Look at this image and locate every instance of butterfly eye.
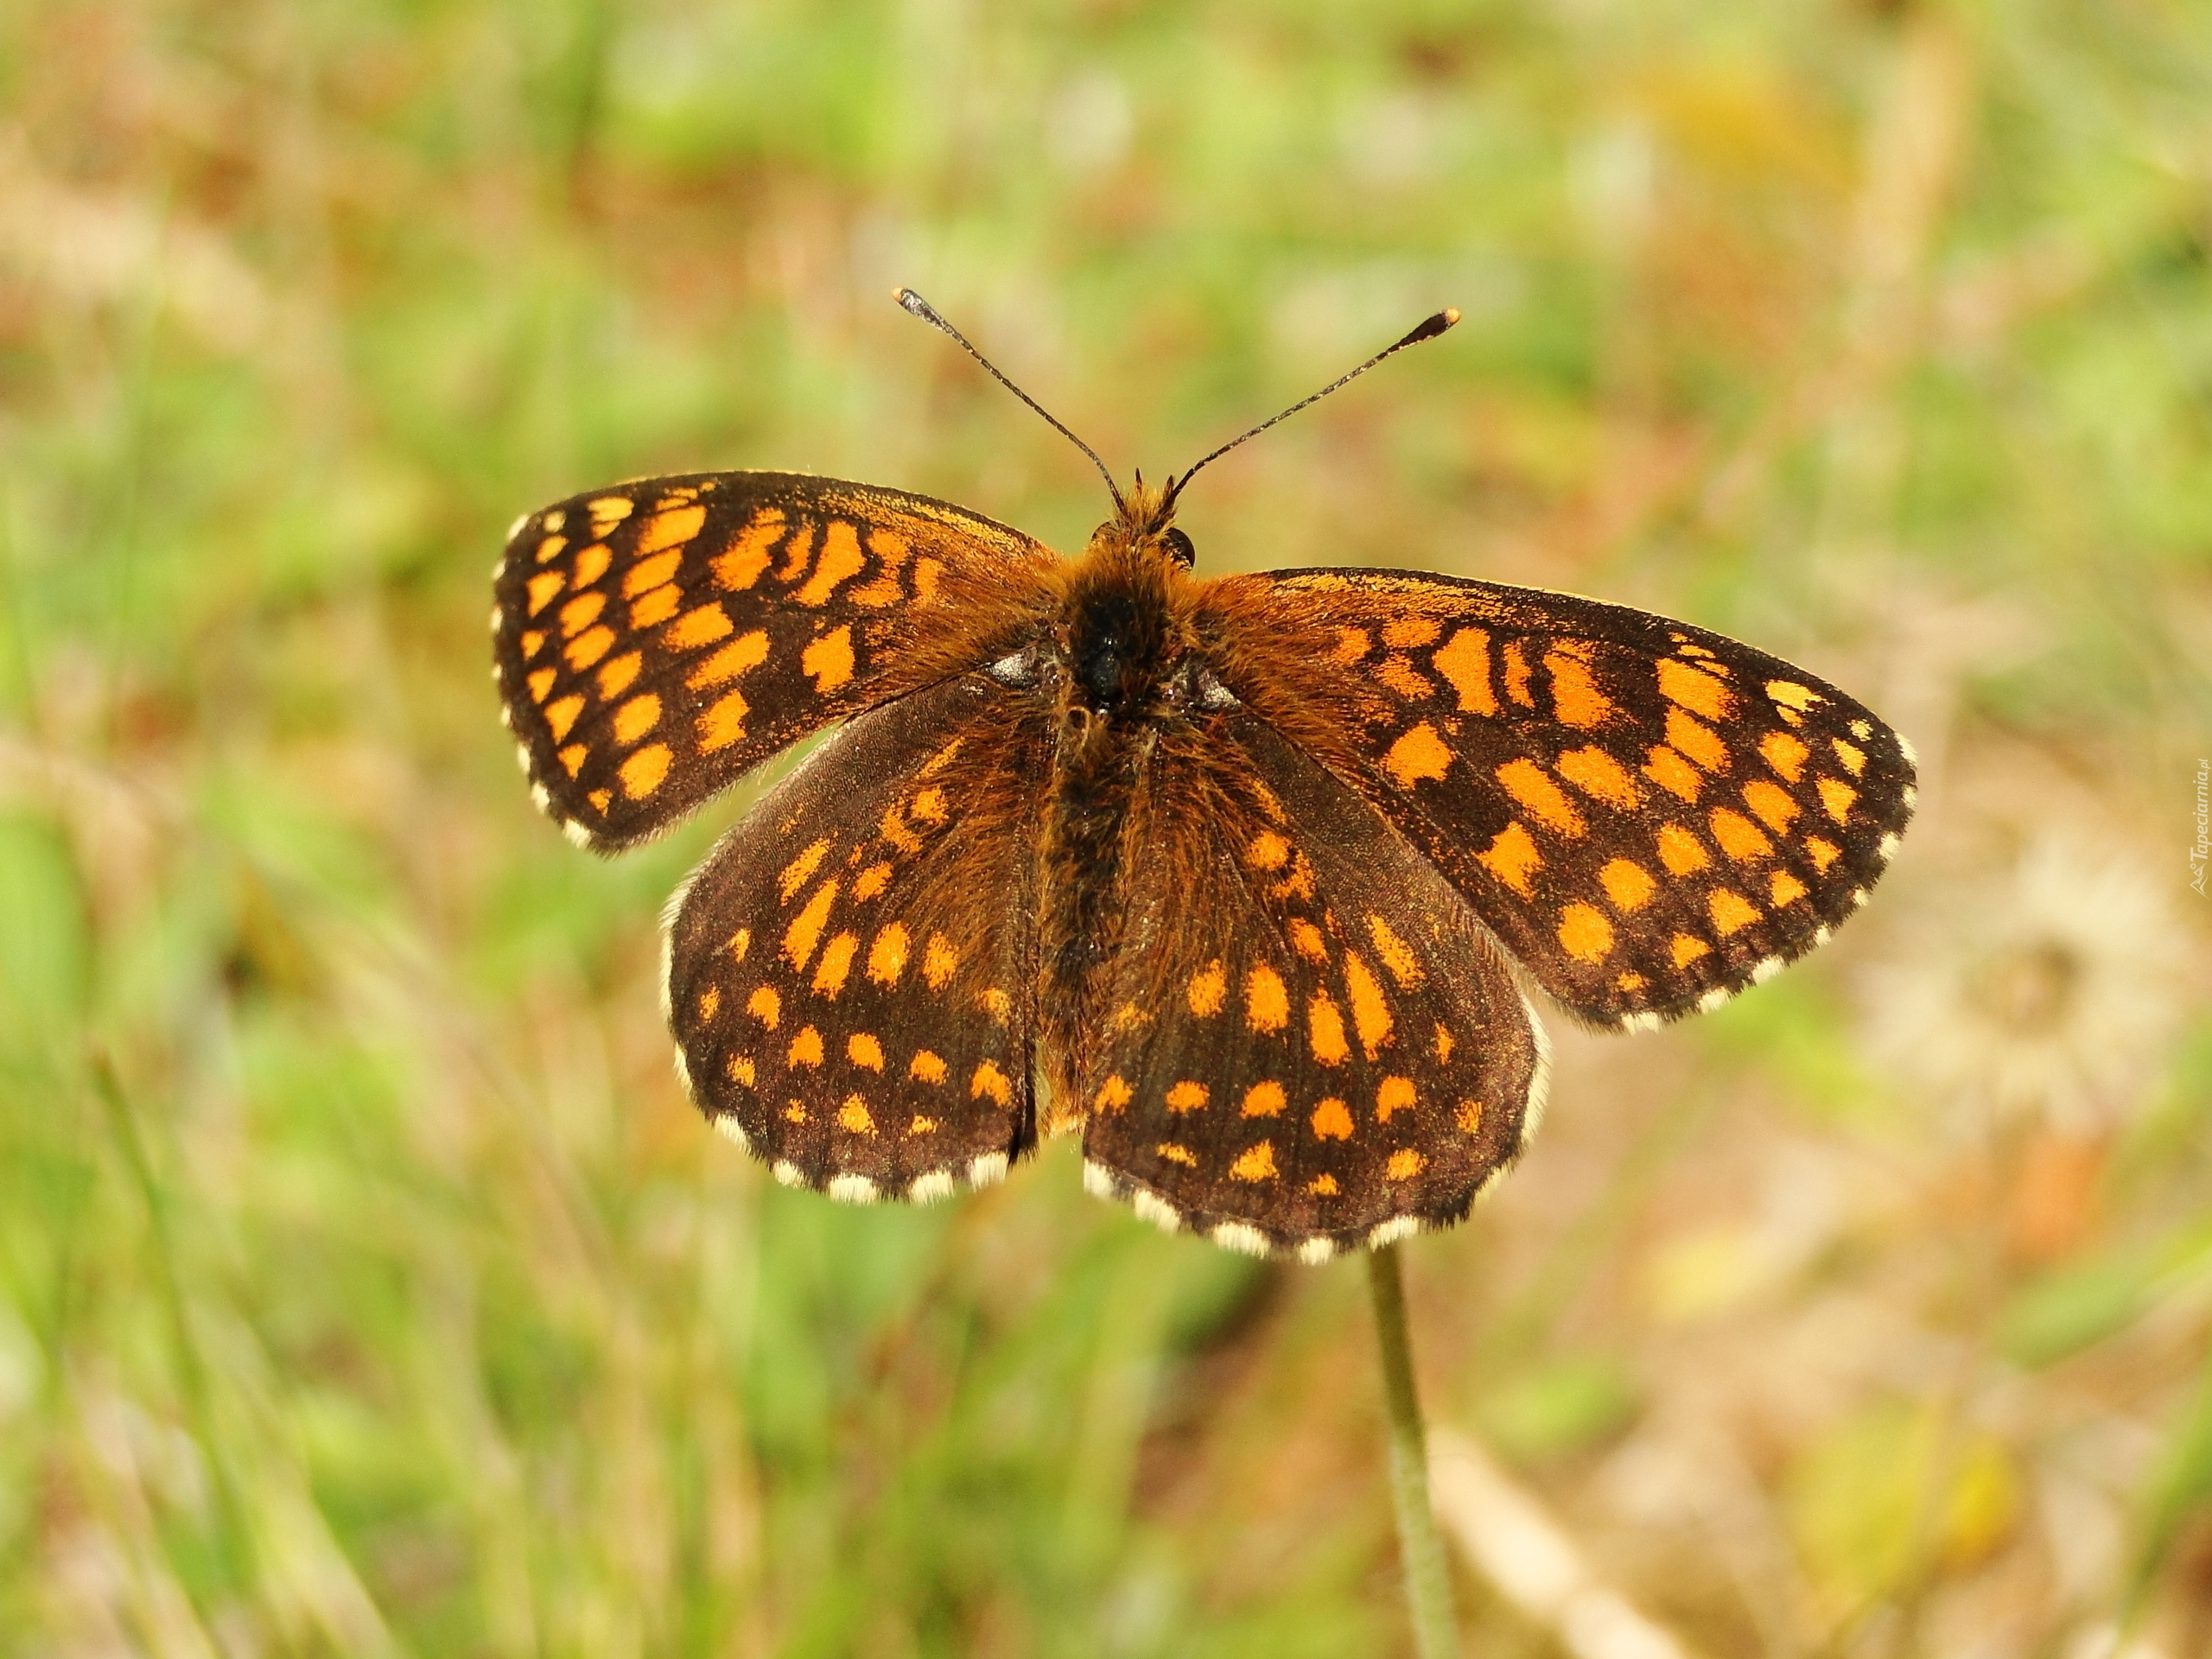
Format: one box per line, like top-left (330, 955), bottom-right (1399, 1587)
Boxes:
top-left (1160, 527), bottom-right (1196, 568)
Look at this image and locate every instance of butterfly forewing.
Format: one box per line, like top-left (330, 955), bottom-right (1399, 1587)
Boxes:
top-left (493, 472), bottom-right (1055, 849)
top-left (664, 673), bottom-right (1055, 1201)
top-left (1077, 705), bottom-right (1545, 1262)
top-left (1208, 571), bottom-right (1916, 1028)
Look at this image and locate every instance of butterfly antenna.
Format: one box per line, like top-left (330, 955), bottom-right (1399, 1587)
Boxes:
top-left (893, 289), bottom-right (1124, 510)
top-left (1163, 308), bottom-right (1460, 507)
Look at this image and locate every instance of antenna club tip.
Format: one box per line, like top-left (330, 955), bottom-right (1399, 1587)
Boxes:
top-left (1442, 307), bottom-right (1462, 327)
top-left (893, 287), bottom-right (929, 315)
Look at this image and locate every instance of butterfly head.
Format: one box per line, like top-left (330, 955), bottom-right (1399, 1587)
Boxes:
top-left (1093, 470), bottom-right (1198, 571)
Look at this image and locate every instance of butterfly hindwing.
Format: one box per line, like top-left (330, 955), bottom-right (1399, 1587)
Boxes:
top-left (664, 672), bottom-right (1053, 1201)
top-left (493, 471), bottom-right (1055, 850)
top-left (1077, 703), bottom-right (1546, 1262)
top-left (1205, 570), bottom-right (1917, 1028)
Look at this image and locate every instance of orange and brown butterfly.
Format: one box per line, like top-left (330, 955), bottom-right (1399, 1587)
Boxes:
top-left (491, 291), bottom-right (1914, 1263)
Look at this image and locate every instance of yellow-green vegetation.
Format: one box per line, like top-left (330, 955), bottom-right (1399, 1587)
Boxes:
top-left (3, 2), bottom-right (2209, 1654)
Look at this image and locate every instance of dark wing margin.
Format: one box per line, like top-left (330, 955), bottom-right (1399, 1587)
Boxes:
top-left (1076, 706), bottom-right (1547, 1263)
top-left (664, 673), bottom-right (1053, 1203)
top-left (1199, 569), bottom-right (1916, 1030)
top-left (493, 471), bottom-right (1055, 852)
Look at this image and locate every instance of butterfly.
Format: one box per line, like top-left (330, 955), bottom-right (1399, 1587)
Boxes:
top-left (491, 293), bottom-right (1915, 1264)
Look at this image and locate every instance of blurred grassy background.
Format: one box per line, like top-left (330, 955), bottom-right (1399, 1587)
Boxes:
top-left (3, 1), bottom-right (2209, 1655)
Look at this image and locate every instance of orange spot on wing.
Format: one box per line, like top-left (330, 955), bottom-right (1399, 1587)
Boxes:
top-left (1656, 822), bottom-right (1710, 874)
top-left (527, 667), bottom-right (557, 702)
top-left (1556, 745), bottom-right (1640, 810)
top-left (1804, 836), bottom-right (1841, 873)
top-left (697, 986), bottom-right (721, 1021)
top-left (1344, 952), bottom-right (1393, 1058)
top-left (587, 495), bottom-right (632, 531)
top-left (773, 521), bottom-right (817, 583)
top-left (1831, 738), bottom-right (1866, 776)
top-left (867, 923), bottom-right (909, 985)
top-left (1158, 1143), bottom-right (1198, 1167)
top-left (1375, 655), bottom-right (1434, 701)
top-left (570, 543), bottom-right (612, 588)
top-left (696, 689), bottom-right (749, 752)
top-left (558, 743), bottom-right (587, 777)
top-left (747, 986), bottom-right (780, 1027)
top-left (1187, 960), bottom-right (1227, 1016)
top-left (1288, 920), bottom-right (1328, 963)
top-left (1384, 722), bottom-right (1453, 788)
top-left (1311, 1097), bottom-right (1353, 1140)
top-left (1708, 889), bottom-right (1760, 936)
top-left (728, 1055), bottom-right (755, 1087)
top-left (1770, 870), bottom-right (1808, 906)
top-left (1545, 645), bottom-right (1615, 728)
top-left (1600, 859), bottom-right (1656, 911)
top-left (1245, 966), bottom-right (1290, 1033)
top-left (1477, 822), bottom-right (1543, 896)
top-left (1333, 627), bottom-right (1371, 664)
top-left (689, 629), bottom-right (771, 689)
top-left (1166, 1081), bottom-right (1208, 1114)
top-left (1367, 915), bottom-right (1422, 987)
top-left (779, 839), bottom-right (832, 901)
top-left (1376, 1077), bottom-right (1415, 1122)
top-left (853, 862), bottom-right (894, 900)
top-left (1431, 626), bottom-right (1497, 715)
top-left (783, 879), bottom-right (839, 970)
top-left (711, 511), bottom-right (785, 591)
top-left (665, 602), bottom-right (734, 651)
top-left (1643, 746), bottom-right (1703, 802)
top-left (1433, 1026), bottom-right (1454, 1064)
top-left (545, 694), bottom-right (585, 741)
top-left (1658, 658), bottom-right (1734, 720)
top-left (1818, 778), bottom-right (1858, 823)
top-left (810, 931), bottom-right (858, 996)
top-left (1385, 1149), bottom-right (1426, 1180)
top-left (597, 652), bottom-right (641, 700)
top-left (623, 548), bottom-right (683, 598)
top-left (1308, 1173), bottom-right (1341, 1196)
top-left (1709, 807), bottom-right (1774, 861)
top-left (1502, 640), bottom-right (1535, 706)
top-left (564, 625), bottom-right (615, 671)
top-left (1743, 779), bottom-right (1799, 835)
top-left (562, 598), bottom-right (608, 643)
top-left (1242, 1082), bottom-right (1286, 1117)
top-left (909, 1050), bottom-right (947, 1084)
top-left (1247, 831), bottom-right (1290, 870)
top-left (1383, 618), bottom-right (1440, 648)
top-left (1308, 995), bottom-right (1351, 1065)
top-left (787, 1026), bottom-right (823, 1067)
top-left (803, 626), bottom-right (856, 693)
top-left (628, 586), bottom-right (681, 630)
top-left (923, 932), bottom-right (958, 990)
top-left (1230, 1142), bottom-right (1278, 1182)
top-left (837, 1096), bottom-right (874, 1135)
top-left (1665, 707), bottom-right (1730, 772)
top-left (526, 570), bottom-right (565, 615)
top-left (1761, 730), bottom-right (1809, 782)
top-left (1671, 934), bottom-right (1710, 968)
top-left (1496, 760), bottom-right (1586, 836)
top-left (1557, 903), bottom-right (1613, 963)
top-left (1766, 680), bottom-right (1822, 713)
top-left (912, 556), bottom-right (944, 604)
top-left (534, 534), bottom-right (567, 564)
top-left (520, 630), bottom-right (547, 659)
top-left (796, 521), bottom-right (867, 606)
top-left (613, 694), bottom-right (661, 744)
top-left (1094, 1075), bottom-right (1132, 1111)
top-left (635, 504), bottom-right (706, 555)
top-left (971, 1062), bottom-right (1012, 1105)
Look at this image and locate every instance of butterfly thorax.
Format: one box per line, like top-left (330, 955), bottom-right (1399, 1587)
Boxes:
top-left (1031, 525), bottom-right (1211, 1128)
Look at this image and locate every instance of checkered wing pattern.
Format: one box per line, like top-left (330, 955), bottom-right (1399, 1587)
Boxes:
top-left (664, 673), bottom-right (1053, 1203)
top-left (1077, 708), bottom-right (1546, 1262)
top-left (1210, 569), bottom-right (1916, 1028)
top-left (493, 472), bottom-right (1053, 850)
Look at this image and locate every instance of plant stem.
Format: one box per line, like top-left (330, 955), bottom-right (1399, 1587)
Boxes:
top-left (1367, 1242), bottom-right (1462, 1659)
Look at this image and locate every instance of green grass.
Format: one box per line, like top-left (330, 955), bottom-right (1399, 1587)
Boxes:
top-left (3, 1), bottom-right (2210, 1653)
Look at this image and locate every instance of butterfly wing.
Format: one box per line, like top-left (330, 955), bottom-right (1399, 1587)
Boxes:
top-left (1076, 705), bottom-right (1546, 1262)
top-left (493, 472), bottom-right (1056, 850)
top-left (1199, 569), bottom-right (1916, 1028)
top-left (664, 671), bottom-right (1053, 1201)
